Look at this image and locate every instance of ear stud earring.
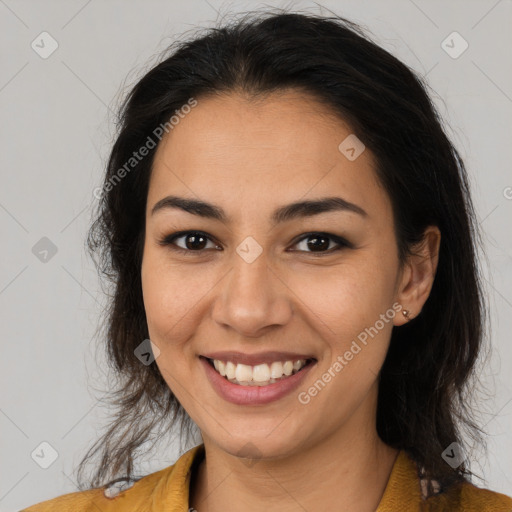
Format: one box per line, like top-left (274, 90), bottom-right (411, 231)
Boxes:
top-left (402, 309), bottom-right (410, 319)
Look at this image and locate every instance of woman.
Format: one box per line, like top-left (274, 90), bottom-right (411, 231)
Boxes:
top-left (22, 9), bottom-right (512, 511)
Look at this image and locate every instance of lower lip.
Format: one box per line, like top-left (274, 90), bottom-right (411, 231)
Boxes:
top-left (200, 357), bottom-right (316, 406)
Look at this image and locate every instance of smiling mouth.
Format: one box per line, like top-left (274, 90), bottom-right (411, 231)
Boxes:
top-left (202, 356), bottom-right (316, 387)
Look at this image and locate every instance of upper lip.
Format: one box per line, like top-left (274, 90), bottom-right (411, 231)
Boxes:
top-left (201, 351), bottom-right (316, 366)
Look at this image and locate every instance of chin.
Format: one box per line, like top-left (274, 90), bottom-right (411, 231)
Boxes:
top-left (209, 428), bottom-right (308, 463)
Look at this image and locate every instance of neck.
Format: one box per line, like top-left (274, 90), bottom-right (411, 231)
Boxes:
top-left (189, 398), bottom-right (399, 512)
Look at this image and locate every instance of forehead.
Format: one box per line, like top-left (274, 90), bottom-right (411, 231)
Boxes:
top-left (148, 90), bottom-right (389, 220)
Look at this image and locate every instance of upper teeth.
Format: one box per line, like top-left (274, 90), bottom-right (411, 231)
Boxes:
top-left (212, 359), bottom-right (307, 384)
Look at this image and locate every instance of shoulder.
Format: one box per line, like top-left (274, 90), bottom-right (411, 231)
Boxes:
top-left (458, 481), bottom-right (512, 511)
top-left (425, 480), bottom-right (512, 511)
top-left (20, 444), bottom-right (203, 512)
top-left (21, 444), bottom-right (204, 512)
top-left (20, 469), bottom-right (168, 512)
top-left (381, 450), bottom-right (511, 511)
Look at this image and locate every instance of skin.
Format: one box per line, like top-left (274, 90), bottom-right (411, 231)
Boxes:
top-left (140, 89), bottom-right (440, 512)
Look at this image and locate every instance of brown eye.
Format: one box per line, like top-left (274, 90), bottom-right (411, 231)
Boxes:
top-left (159, 231), bottom-right (351, 255)
top-left (291, 233), bottom-right (350, 253)
top-left (181, 233), bottom-right (208, 250)
top-left (159, 231), bottom-right (220, 252)
top-left (304, 235), bottom-right (330, 252)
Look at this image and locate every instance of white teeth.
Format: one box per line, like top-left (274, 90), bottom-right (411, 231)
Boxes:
top-left (283, 361), bottom-right (293, 376)
top-left (225, 361), bottom-right (236, 380)
top-left (252, 363), bottom-right (270, 382)
top-left (214, 360), bottom-right (227, 375)
top-left (210, 358), bottom-right (309, 385)
top-left (270, 361), bottom-right (283, 379)
top-left (235, 364), bottom-right (252, 382)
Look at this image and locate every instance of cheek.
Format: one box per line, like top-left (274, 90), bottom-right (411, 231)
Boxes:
top-left (286, 252), bottom-right (399, 401)
top-left (140, 249), bottom-right (221, 398)
top-left (141, 259), bottom-right (188, 381)
top-left (141, 253), bottom-right (202, 402)
top-left (288, 256), bottom-right (397, 337)
top-left (141, 249), bottom-right (206, 340)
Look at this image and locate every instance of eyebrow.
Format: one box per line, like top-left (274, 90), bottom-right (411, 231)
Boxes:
top-left (150, 195), bottom-right (368, 223)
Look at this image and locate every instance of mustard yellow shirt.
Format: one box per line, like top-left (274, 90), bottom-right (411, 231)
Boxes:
top-left (21, 444), bottom-right (512, 511)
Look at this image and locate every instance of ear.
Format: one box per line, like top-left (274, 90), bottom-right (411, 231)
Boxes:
top-left (393, 225), bottom-right (441, 326)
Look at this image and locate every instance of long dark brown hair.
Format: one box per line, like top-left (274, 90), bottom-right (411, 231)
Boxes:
top-left (79, 8), bottom-right (487, 497)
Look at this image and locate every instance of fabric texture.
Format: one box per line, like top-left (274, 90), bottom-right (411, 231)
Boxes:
top-left (21, 444), bottom-right (512, 511)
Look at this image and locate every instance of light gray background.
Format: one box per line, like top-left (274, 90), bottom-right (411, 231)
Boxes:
top-left (1, 0), bottom-right (511, 510)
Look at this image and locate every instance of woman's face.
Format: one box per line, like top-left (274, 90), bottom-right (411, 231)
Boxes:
top-left (141, 90), bottom-right (409, 459)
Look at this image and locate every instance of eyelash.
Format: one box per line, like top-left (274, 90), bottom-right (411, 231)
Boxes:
top-left (158, 230), bottom-right (353, 256)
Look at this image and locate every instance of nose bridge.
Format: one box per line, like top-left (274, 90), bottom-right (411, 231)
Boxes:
top-left (212, 245), bottom-right (291, 335)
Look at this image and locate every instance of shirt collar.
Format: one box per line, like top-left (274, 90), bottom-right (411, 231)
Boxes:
top-left (154, 445), bottom-right (421, 510)
top-left (376, 450), bottom-right (422, 510)
top-left (154, 443), bottom-right (205, 511)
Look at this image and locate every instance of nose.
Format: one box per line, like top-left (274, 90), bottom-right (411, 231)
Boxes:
top-left (211, 250), bottom-right (293, 338)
